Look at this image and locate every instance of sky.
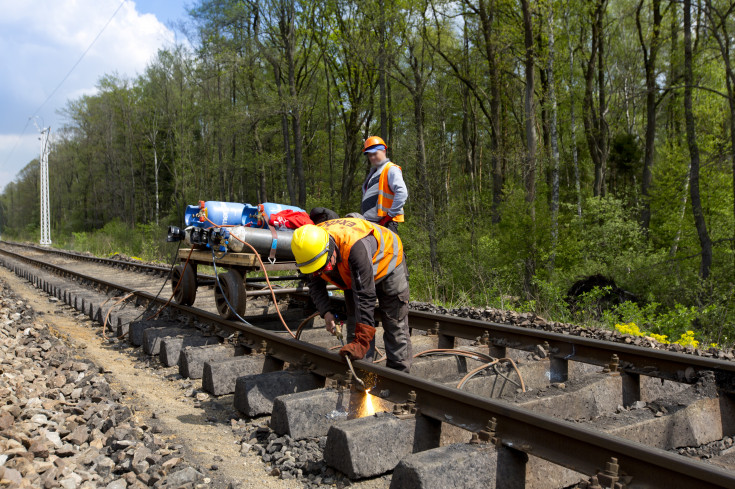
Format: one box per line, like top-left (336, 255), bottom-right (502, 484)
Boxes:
top-left (0, 0), bottom-right (191, 192)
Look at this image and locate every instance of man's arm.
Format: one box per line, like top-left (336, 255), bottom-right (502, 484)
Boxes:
top-left (348, 237), bottom-right (378, 328)
top-left (339, 236), bottom-right (378, 359)
top-left (387, 166), bottom-right (408, 216)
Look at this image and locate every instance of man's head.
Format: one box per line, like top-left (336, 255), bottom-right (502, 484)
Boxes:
top-left (363, 136), bottom-right (387, 166)
top-left (292, 224), bottom-right (333, 274)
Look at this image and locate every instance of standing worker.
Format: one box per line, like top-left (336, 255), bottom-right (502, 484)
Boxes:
top-left (360, 137), bottom-right (408, 233)
top-left (291, 218), bottom-right (411, 372)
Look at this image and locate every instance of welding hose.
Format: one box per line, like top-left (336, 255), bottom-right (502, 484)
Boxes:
top-left (412, 348), bottom-right (496, 363)
top-left (205, 217), bottom-right (297, 338)
top-left (491, 364), bottom-right (524, 390)
top-left (146, 245), bottom-right (195, 320)
top-left (297, 313), bottom-right (387, 362)
top-left (406, 348), bottom-right (526, 392)
top-left (102, 292), bottom-right (134, 339)
top-left (210, 250), bottom-right (259, 329)
top-left (456, 357), bottom-right (526, 392)
top-left (332, 322), bottom-right (367, 389)
top-left (101, 241), bottom-right (188, 338)
top-left (372, 348), bottom-right (495, 364)
top-left (111, 241), bottom-right (184, 332)
top-left (295, 312), bottom-right (320, 340)
top-left (327, 344), bottom-right (386, 364)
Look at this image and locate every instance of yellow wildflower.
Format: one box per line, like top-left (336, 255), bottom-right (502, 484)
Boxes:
top-left (674, 330), bottom-right (699, 348)
top-left (615, 322), bottom-right (644, 337)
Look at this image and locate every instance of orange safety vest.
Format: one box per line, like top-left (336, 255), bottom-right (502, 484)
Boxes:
top-left (316, 218), bottom-right (404, 290)
top-left (376, 162), bottom-right (405, 222)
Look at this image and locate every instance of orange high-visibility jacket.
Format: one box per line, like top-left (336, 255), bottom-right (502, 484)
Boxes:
top-left (376, 162), bottom-right (405, 222)
top-left (316, 218), bottom-right (404, 289)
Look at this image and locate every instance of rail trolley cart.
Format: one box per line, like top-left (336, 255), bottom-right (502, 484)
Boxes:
top-left (171, 248), bottom-right (301, 320)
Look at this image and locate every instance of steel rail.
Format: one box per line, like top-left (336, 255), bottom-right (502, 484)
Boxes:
top-left (0, 247), bottom-right (734, 488)
top-left (6, 241), bottom-right (735, 388)
top-left (1, 241), bottom-right (328, 297)
top-left (0, 241), bottom-right (302, 283)
top-left (407, 310), bottom-right (735, 390)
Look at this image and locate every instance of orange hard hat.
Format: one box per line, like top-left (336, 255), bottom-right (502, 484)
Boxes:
top-left (362, 136), bottom-right (387, 154)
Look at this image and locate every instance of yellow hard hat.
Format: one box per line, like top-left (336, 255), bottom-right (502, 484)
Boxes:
top-left (291, 224), bottom-right (330, 274)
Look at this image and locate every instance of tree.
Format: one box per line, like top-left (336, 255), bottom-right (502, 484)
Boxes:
top-left (318, 0), bottom-right (378, 213)
top-left (547, 0), bottom-right (561, 270)
top-left (683, 0), bottom-right (712, 279)
top-left (4, 0), bottom-right (735, 337)
top-left (392, 0), bottom-right (438, 270)
top-left (582, 0), bottom-right (609, 197)
top-left (703, 0), bottom-right (735, 266)
top-left (636, 0), bottom-right (663, 231)
top-left (520, 0), bottom-right (538, 294)
top-left (429, 0), bottom-right (505, 224)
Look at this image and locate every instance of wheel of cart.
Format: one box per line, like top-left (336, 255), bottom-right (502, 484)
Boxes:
top-left (171, 262), bottom-right (197, 306)
top-left (214, 267), bottom-right (247, 319)
top-left (174, 249), bottom-right (299, 320)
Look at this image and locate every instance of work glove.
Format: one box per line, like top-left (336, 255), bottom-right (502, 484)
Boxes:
top-left (378, 215), bottom-right (392, 226)
top-left (339, 322), bottom-right (376, 360)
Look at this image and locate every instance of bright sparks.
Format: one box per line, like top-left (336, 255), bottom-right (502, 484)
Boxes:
top-left (356, 389), bottom-right (378, 418)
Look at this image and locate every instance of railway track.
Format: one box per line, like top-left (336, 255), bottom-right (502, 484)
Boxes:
top-left (1, 240), bottom-right (734, 489)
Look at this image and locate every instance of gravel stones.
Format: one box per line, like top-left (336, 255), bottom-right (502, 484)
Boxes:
top-left (230, 419), bottom-right (348, 487)
top-left (0, 279), bottom-right (206, 489)
top-left (677, 435), bottom-right (735, 459)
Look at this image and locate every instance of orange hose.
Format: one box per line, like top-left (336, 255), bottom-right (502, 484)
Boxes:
top-left (295, 312), bottom-right (320, 340)
top-left (456, 357), bottom-right (526, 392)
top-left (502, 357), bottom-right (526, 392)
top-left (456, 360), bottom-right (500, 389)
top-left (205, 217), bottom-right (297, 338)
top-left (373, 347), bottom-right (387, 363)
top-left (413, 348), bottom-right (496, 363)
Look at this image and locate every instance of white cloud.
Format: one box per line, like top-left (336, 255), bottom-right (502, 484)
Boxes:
top-left (0, 0), bottom-right (177, 191)
top-left (0, 1), bottom-right (174, 88)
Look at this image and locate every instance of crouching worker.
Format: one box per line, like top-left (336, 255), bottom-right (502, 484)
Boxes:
top-left (291, 218), bottom-right (411, 372)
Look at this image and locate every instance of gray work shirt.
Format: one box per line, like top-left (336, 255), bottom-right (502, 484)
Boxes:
top-left (360, 159), bottom-right (408, 222)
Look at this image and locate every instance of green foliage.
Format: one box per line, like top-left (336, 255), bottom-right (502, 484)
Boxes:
top-left (62, 219), bottom-right (171, 264)
top-left (1, 0), bottom-right (734, 348)
top-left (600, 300), bottom-right (713, 346)
top-left (609, 133), bottom-right (642, 177)
top-left (572, 285), bottom-right (614, 324)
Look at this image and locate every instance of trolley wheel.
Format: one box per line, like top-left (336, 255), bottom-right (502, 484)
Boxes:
top-left (214, 269), bottom-right (246, 319)
top-left (172, 264), bottom-right (197, 306)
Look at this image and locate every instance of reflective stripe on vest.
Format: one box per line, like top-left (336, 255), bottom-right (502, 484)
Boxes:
top-left (377, 162), bottom-right (405, 222)
top-left (316, 218), bottom-right (404, 290)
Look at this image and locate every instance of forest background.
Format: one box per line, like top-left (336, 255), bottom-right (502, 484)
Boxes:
top-left (1, 0), bottom-right (734, 346)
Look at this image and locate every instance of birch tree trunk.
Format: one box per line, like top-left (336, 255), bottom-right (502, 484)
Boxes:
top-left (548, 3), bottom-right (560, 270)
top-left (565, 4), bottom-right (582, 217)
top-left (521, 0), bottom-right (537, 294)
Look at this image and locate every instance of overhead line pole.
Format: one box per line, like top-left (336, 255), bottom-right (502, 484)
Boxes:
top-left (39, 127), bottom-right (52, 246)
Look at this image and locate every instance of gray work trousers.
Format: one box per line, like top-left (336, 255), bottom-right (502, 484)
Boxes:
top-left (344, 261), bottom-right (412, 372)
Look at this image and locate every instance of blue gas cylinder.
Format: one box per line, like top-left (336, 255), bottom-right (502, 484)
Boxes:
top-left (241, 204), bottom-right (261, 227)
top-left (184, 201), bottom-right (247, 228)
top-left (260, 202), bottom-right (305, 218)
top-left (242, 202), bottom-right (307, 228)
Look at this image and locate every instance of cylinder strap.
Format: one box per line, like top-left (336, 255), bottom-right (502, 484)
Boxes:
top-left (259, 205), bottom-right (278, 264)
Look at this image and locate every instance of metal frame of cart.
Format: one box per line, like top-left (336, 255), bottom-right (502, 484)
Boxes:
top-left (172, 248), bottom-right (300, 319)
